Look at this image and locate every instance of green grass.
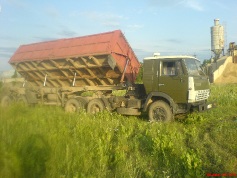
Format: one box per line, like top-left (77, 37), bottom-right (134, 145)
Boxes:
top-left (0, 84), bottom-right (237, 178)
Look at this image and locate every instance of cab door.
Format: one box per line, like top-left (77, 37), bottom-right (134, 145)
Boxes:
top-left (158, 60), bottom-right (188, 103)
top-left (143, 59), bottom-right (159, 93)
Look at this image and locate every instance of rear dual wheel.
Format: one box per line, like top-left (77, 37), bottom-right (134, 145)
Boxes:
top-left (17, 95), bottom-right (28, 105)
top-left (87, 98), bottom-right (104, 114)
top-left (65, 98), bottom-right (105, 114)
top-left (65, 98), bottom-right (87, 113)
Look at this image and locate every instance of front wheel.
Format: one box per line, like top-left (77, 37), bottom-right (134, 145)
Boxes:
top-left (148, 100), bottom-right (173, 122)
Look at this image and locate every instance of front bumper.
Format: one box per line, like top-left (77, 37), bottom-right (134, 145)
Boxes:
top-left (198, 102), bottom-right (213, 112)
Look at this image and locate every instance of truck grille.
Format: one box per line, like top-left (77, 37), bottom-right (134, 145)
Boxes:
top-left (195, 89), bottom-right (210, 101)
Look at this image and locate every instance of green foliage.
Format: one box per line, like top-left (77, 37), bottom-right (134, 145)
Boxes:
top-left (135, 62), bottom-right (143, 83)
top-left (11, 70), bottom-right (18, 78)
top-left (0, 81), bottom-right (2, 94)
top-left (201, 59), bottom-right (212, 67)
top-left (0, 84), bottom-right (237, 177)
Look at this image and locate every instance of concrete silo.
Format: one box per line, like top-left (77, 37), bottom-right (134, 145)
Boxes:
top-left (211, 19), bottom-right (224, 60)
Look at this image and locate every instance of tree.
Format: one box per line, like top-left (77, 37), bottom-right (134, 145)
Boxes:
top-left (12, 70), bottom-right (18, 78)
top-left (135, 62), bottom-right (143, 83)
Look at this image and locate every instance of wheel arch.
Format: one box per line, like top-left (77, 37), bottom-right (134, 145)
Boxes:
top-left (143, 92), bottom-right (176, 113)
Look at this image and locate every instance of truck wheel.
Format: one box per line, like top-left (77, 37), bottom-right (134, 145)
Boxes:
top-left (148, 100), bottom-right (173, 122)
top-left (76, 97), bottom-right (88, 109)
top-left (1, 95), bottom-right (12, 107)
top-left (65, 98), bottom-right (80, 113)
top-left (87, 98), bottom-right (104, 114)
top-left (17, 95), bottom-right (28, 105)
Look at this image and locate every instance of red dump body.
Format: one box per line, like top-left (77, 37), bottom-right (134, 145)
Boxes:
top-left (9, 30), bottom-right (140, 87)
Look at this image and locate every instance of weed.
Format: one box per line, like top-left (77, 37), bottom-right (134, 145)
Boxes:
top-left (0, 84), bottom-right (236, 177)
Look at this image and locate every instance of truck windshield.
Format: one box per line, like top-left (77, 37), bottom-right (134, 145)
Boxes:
top-left (184, 58), bottom-right (205, 76)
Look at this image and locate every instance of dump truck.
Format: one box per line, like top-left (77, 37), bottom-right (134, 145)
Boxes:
top-left (1, 30), bottom-right (212, 121)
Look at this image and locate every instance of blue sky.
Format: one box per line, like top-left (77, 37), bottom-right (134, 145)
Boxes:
top-left (0, 0), bottom-right (237, 71)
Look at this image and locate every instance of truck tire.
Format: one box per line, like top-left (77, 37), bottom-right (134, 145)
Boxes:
top-left (87, 98), bottom-right (104, 114)
top-left (148, 100), bottom-right (173, 122)
top-left (65, 98), bottom-right (80, 113)
top-left (1, 95), bottom-right (12, 107)
top-left (17, 95), bottom-right (28, 105)
top-left (116, 107), bottom-right (141, 116)
top-left (76, 97), bottom-right (88, 109)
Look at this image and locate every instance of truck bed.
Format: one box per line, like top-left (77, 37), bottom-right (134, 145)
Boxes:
top-left (9, 30), bottom-right (140, 87)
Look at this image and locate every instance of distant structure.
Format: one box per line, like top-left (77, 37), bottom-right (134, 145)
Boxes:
top-left (205, 19), bottom-right (237, 84)
top-left (228, 42), bottom-right (237, 63)
top-left (210, 19), bottom-right (224, 61)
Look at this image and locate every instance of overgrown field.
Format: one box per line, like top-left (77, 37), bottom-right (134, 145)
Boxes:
top-left (0, 84), bottom-right (237, 178)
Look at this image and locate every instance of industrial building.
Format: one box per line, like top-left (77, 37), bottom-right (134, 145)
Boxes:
top-left (205, 19), bottom-right (237, 83)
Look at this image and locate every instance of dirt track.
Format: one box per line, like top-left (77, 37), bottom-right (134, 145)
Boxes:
top-left (215, 63), bottom-right (237, 83)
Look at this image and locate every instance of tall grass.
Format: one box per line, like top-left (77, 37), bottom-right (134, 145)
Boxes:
top-left (0, 84), bottom-right (237, 178)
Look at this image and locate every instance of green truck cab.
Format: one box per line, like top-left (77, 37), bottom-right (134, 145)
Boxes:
top-left (142, 54), bottom-right (212, 121)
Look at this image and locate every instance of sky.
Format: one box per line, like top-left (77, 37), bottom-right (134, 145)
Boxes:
top-left (0, 0), bottom-right (237, 71)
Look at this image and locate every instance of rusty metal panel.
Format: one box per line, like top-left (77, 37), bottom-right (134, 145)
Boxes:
top-left (10, 30), bottom-right (130, 62)
top-left (9, 30), bottom-right (140, 87)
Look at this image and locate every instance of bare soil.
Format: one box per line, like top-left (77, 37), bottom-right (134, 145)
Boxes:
top-left (215, 63), bottom-right (237, 83)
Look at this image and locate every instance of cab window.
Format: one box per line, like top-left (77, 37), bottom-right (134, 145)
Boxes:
top-left (161, 61), bottom-right (176, 75)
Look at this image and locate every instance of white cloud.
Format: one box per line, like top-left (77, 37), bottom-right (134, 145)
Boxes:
top-left (6, 0), bottom-right (28, 8)
top-left (80, 11), bottom-right (126, 28)
top-left (127, 24), bottom-right (143, 30)
top-left (102, 21), bottom-right (120, 27)
top-left (180, 0), bottom-right (204, 11)
top-left (148, 0), bottom-right (181, 7)
top-left (148, 0), bottom-right (204, 11)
